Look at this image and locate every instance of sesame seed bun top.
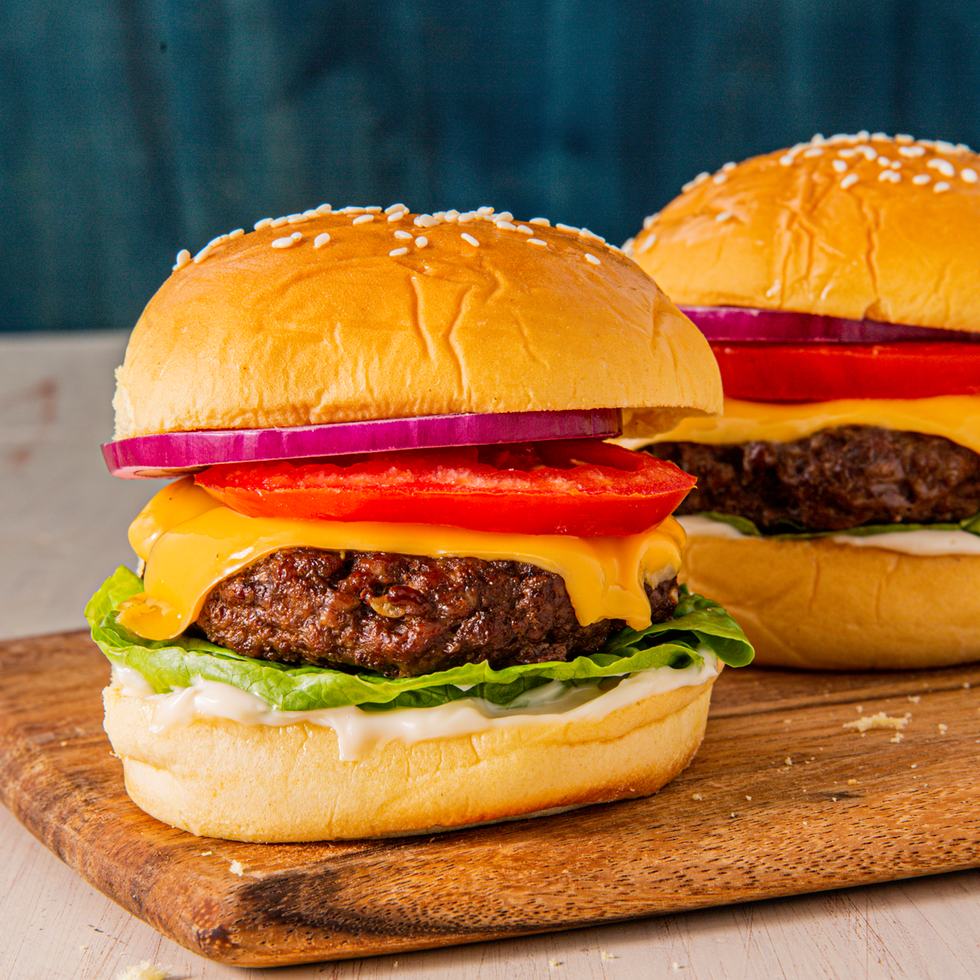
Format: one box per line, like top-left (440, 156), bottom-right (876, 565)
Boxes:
top-left (113, 206), bottom-right (721, 440)
top-left (627, 133), bottom-right (980, 334)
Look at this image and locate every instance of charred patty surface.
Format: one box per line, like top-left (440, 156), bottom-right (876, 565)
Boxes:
top-left (196, 548), bottom-right (679, 677)
top-left (649, 426), bottom-right (980, 532)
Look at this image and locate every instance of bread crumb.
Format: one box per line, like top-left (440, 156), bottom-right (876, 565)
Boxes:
top-left (692, 792), bottom-right (703, 801)
top-left (855, 705), bottom-right (863, 713)
top-left (229, 860), bottom-right (244, 876)
top-left (847, 779), bottom-right (859, 785)
top-left (890, 733), bottom-right (904, 743)
top-left (843, 711), bottom-right (911, 734)
top-left (911, 763), bottom-right (917, 769)
top-left (200, 850), bottom-right (212, 856)
top-left (601, 951), bottom-right (620, 960)
top-left (784, 757), bottom-right (793, 766)
top-left (939, 723), bottom-right (949, 734)
top-left (549, 959), bottom-right (563, 968)
top-left (745, 795), bottom-right (752, 801)
top-left (115, 962), bottom-right (171, 980)
top-left (907, 695), bottom-right (921, 703)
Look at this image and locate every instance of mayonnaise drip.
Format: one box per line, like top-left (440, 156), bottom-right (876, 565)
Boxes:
top-left (111, 654), bottom-right (719, 762)
top-left (678, 515), bottom-right (980, 556)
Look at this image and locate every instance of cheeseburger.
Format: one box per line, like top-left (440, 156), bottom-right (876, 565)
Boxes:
top-left (86, 203), bottom-right (753, 843)
top-left (624, 133), bottom-right (980, 670)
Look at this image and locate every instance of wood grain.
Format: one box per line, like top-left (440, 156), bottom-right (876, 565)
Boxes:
top-left (0, 630), bottom-right (977, 967)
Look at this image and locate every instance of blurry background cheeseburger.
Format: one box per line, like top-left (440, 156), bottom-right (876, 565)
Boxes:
top-left (625, 133), bottom-right (980, 670)
top-left (87, 204), bottom-right (753, 843)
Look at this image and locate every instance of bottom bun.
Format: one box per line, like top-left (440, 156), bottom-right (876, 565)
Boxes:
top-left (680, 534), bottom-right (980, 670)
top-left (103, 676), bottom-right (717, 842)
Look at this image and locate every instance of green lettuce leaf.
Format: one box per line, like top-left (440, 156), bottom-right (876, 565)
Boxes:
top-left (85, 566), bottom-right (754, 713)
top-left (697, 510), bottom-right (980, 540)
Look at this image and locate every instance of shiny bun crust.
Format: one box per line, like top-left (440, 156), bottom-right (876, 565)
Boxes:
top-left (103, 676), bottom-right (716, 842)
top-left (630, 134), bottom-right (980, 333)
top-left (114, 207), bottom-right (721, 440)
top-left (678, 534), bottom-right (980, 670)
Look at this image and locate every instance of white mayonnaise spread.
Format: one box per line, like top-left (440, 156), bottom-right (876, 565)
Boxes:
top-left (678, 515), bottom-right (980, 556)
top-left (111, 654), bottom-right (719, 762)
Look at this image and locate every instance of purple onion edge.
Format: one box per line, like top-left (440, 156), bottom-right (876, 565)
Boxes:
top-left (102, 408), bottom-right (624, 479)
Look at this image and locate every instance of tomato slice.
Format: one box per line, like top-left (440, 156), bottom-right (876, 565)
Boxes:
top-left (194, 440), bottom-right (696, 537)
top-left (713, 342), bottom-right (980, 402)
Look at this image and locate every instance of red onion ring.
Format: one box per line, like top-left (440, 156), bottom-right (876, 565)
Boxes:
top-left (102, 408), bottom-right (623, 479)
top-left (680, 306), bottom-right (980, 343)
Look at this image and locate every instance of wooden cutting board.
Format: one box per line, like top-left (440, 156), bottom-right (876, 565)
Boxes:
top-left (1, 630), bottom-right (978, 967)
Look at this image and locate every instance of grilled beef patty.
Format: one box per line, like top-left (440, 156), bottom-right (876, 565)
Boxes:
top-left (648, 426), bottom-right (980, 532)
top-left (196, 548), bottom-right (679, 677)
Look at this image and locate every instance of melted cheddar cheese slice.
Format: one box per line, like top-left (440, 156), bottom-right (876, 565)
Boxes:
top-left (118, 478), bottom-right (685, 641)
top-left (620, 395), bottom-right (980, 452)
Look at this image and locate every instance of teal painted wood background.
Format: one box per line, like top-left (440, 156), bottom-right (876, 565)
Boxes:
top-left (3, 0), bottom-right (979, 332)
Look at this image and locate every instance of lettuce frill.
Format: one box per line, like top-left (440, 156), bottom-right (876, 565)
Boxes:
top-left (86, 566), bottom-right (753, 713)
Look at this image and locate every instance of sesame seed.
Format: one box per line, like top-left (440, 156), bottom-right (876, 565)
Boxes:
top-left (622, 236), bottom-right (635, 253)
top-left (584, 253), bottom-right (601, 265)
top-left (803, 147), bottom-right (824, 158)
top-left (207, 234), bottom-right (228, 248)
top-left (871, 131), bottom-right (888, 141)
top-left (287, 213), bottom-right (306, 224)
top-left (722, 161), bottom-right (737, 171)
top-left (173, 249), bottom-right (191, 270)
top-left (302, 209), bottom-right (319, 219)
top-left (642, 213), bottom-right (659, 229)
top-left (899, 145), bottom-right (926, 158)
top-left (895, 134), bottom-right (914, 143)
top-left (811, 133), bottom-right (826, 144)
top-left (555, 223), bottom-right (578, 233)
top-left (890, 160), bottom-right (901, 169)
top-left (414, 214), bottom-right (438, 227)
top-left (529, 217), bottom-right (550, 226)
top-left (876, 156), bottom-right (892, 166)
top-left (389, 247), bottom-right (409, 257)
top-left (415, 236), bottom-right (428, 247)
top-left (193, 244), bottom-right (214, 263)
top-left (928, 158), bottom-right (956, 177)
top-left (837, 148), bottom-right (857, 159)
top-left (840, 173), bottom-right (859, 189)
top-left (477, 206), bottom-right (495, 215)
top-left (779, 155), bottom-right (795, 166)
top-left (857, 130), bottom-right (870, 140)
top-left (385, 203), bottom-right (408, 214)
top-left (461, 232), bottom-right (479, 247)
top-left (912, 173), bottom-right (931, 185)
top-left (313, 232), bottom-right (331, 247)
top-left (229, 228), bottom-right (244, 239)
top-left (879, 170), bottom-right (901, 182)
top-left (271, 216), bottom-right (289, 228)
top-left (316, 203), bottom-right (332, 214)
top-left (352, 214), bottom-right (374, 225)
top-left (516, 224), bottom-right (534, 234)
top-left (527, 238), bottom-right (548, 246)
top-left (962, 168), bottom-right (979, 183)
top-left (935, 140), bottom-right (957, 154)
top-left (711, 172), bottom-right (728, 184)
top-left (495, 211), bottom-right (514, 222)
top-left (338, 206), bottom-right (364, 214)
top-left (387, 210), bottom-right (408, 222)
top-left (457, 212), bottom-right (476, 223)
top-left (934, 181), bottom-right (951, 193)
top-left (365, 206), bottom-right (383, 213)
top-left (639, 233), bottom-right (657, 252)
top-left (271, 236), bottom-right (297, 248)
top-left (579, 228), bottom-right (605, 242)
top-left (832, 160), bottom-right (848, 173)
top-left (715, 210), bottom-right (733, 222)
top-left (495, 220), bottom-right (517, 230)
top-left (859, 146), bottom-right (877, 160)
top-left (682, 172), bottom-right (709, 191)
top-left (444, 210), bottom-right (461, 222)
top-left (393, 230), bottom-right (413, 239)
top-left (253, 217), bottom-right (273, 230)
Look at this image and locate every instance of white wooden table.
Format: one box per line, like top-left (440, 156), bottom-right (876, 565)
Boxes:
top-left (1, 332), bottom-right (978, 980)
